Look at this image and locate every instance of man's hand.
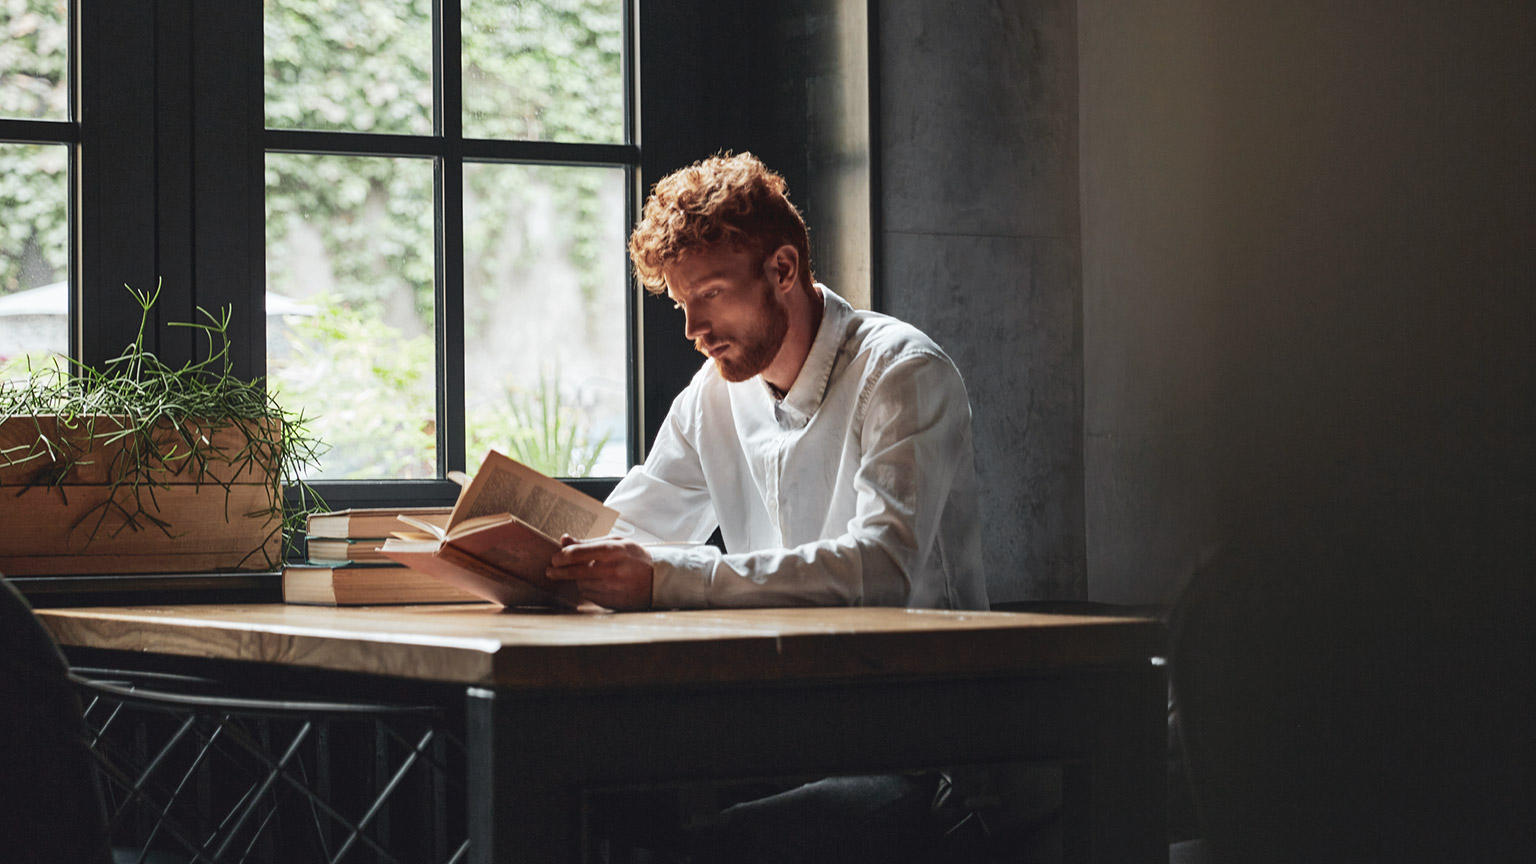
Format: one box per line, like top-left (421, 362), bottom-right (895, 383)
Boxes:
top-left (546, 535), bottom-right (655, 611)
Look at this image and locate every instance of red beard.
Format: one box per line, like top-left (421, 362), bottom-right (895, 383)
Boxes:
top-left (696, 281), bottom-right (790, 382)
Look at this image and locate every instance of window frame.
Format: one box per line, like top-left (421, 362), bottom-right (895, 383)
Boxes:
top-left (264, 0), bottom-right (642, 508)
top-left (10, 0), bottom-right (648, 603)
top-left (11, 0), bottom-right (873, 606)
top-left (0, 116), bottom-right (77, 356)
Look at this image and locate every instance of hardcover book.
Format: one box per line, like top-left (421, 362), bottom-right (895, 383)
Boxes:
top-left (304, 537), bottom-right (394, 564)
top-left (377, 450), bottom-right (619, 609)
top-left (282, 562), bottom-right (485, 606)
top-left (306, 506), bottom-right (453, 540)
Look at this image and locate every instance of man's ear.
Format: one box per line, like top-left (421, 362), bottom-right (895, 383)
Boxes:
top-left (766, 244), bottom-right (800, 293)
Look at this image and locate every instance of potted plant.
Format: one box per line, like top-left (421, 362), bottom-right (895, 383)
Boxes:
top-left (0, 283), bottom-right (324, 576)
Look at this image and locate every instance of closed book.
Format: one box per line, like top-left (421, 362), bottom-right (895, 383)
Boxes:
top-left (282, 562), bottom-right (486, 606)
top-left (305, 507), bottom-right (453, 540)
top-left (305, 537), bottom-right (392, 564)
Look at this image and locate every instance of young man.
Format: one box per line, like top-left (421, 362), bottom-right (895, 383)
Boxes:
top-left (547, 152), bottom-right (988, 615)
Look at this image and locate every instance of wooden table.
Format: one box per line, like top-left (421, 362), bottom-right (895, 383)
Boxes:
top-left (39, 604), bottom-right (1168, 864)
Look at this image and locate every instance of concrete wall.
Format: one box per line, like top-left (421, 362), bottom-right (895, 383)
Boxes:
top-left (1079, 0), bottom-right (1536, 603)
top-left (878, 0), bottom-right (1086, 603)
top-left (874, 0), bottom-right (1534, 605)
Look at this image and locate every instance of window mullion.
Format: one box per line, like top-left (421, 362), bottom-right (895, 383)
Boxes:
top-left (624, 0), bottom-right (642, 464)
top-left (435, 0), bottom-right (466, 477)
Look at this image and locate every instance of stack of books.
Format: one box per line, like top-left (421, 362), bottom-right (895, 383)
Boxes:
top-left (283, 506), bottom-right (485, 606)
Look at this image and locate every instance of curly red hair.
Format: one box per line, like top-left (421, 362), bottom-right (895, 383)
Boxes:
top-left (629, 152), bottom-right (814, 294)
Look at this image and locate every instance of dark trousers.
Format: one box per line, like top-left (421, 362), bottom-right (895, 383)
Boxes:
top-left (590, 773), bottom-right (942, 864)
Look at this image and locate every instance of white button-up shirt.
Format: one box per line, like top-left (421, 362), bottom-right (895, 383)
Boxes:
top-left (607, 286), bottom-right (988, 610)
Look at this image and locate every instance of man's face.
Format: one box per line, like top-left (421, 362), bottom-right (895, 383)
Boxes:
top-left (663, 246), bottom-right (790, 382)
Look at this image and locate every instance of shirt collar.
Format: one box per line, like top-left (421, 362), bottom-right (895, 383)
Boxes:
top-left (771, 284), bottom-right (851, 425)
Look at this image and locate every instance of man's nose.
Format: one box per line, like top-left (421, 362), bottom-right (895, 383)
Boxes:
top-left (682, 303), bottom-right (707, 339)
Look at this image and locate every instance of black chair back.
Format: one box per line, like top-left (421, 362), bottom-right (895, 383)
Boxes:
top-left (1170, 504), bottom-right (1536, 864)
top-left (0, 575), bottom-right (112, 864)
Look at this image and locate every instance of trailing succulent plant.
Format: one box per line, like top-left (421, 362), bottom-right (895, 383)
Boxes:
top-left (0, 282), bottom-right (326, 567)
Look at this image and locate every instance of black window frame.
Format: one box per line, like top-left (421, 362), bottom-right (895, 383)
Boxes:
top-left (9, 0), bottom-right (654, 602)
top-left (9, 0), bottom-right (874, 606)
top-left (262, 0), bottom-right (643, 511)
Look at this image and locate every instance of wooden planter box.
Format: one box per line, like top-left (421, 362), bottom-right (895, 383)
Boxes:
top-left (0, 415), bottom-right (282, 576)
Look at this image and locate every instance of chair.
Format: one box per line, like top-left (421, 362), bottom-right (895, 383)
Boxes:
top-left (1168, 506), bottom-right (1536, 864)
top-left (1, 575), bottom-right (470, 864)
top-left (0, 575), bottom-right (113, 864)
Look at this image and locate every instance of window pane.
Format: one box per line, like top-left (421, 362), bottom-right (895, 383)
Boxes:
top-left (265, 153), bottom-right (436, 480)
top-left (462, 0), bottom-right (624, 143)
top-left (264, 0), bottom-right (432, 136)
top-left (0, 142), bottom-right (68, 381)
top-left (0, 0), bottom-right (69, 122)
top-left (463, 163), bottom-right (627, 477)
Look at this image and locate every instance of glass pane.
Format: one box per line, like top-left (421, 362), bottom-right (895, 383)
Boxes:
top-left (463, 163), bottom-right (627, 477)
top-left (264, 0), bottom-right (432, 135)
top-left (0, 0), bottom-right (69, 122)
top-left (0, 142), bottom-right (69, 381)
top-left (463, 0), bottom-right (624, 143)
top-left (265, 153), bottom-right (436, 480)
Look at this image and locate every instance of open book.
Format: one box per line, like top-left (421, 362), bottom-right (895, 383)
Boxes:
top-left (377, 450), bottom-right (619, 609)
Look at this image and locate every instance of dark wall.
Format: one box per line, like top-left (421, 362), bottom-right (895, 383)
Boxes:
top-left (1080, 0), bottom-right (1536, 602)
top-left (638, 0), bottom-right (873, 450)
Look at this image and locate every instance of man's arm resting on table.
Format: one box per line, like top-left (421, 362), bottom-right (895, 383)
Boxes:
top-left (551, 352), bottom-right (976, 611)
top-left (650, 351), bottom-right (973, 609)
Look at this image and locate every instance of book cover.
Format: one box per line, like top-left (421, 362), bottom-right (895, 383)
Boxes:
top-left (306, 506), bottom-right (453, 540)
top-left (305, 537), bottom-right (393, 564)
top-left (282, 562), bottom-right (485, 606)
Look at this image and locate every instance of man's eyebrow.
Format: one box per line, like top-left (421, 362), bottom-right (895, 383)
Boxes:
top-left (670, 269), bottom-right (732, 298)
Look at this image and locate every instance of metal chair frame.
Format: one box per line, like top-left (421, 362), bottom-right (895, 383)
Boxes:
top-left (72, 666), bottom-right (469, 864)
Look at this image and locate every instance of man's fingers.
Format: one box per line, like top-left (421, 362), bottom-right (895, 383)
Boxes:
top-left (542, 540), bottom-right (653, 611)
top-left (547, 557), bottom-right (635, 582)
top-left (550, 544), bottom-right (610, 569)
top-left (548, 538), bottom-right (642, 568)
top-left (548, 553), bottom-right (618, 581)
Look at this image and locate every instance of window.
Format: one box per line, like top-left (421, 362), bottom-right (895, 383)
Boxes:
top-left (5, 0), bottom-right (861, 601)
top-left (0, 0), bottom-right (72, 380)
top-left (263, 0), bottom-right (638, 498)
top-left (2, 0), bottom-right (654, 601)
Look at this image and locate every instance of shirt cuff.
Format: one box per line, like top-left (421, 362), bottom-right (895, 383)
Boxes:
top-left (649, 545), bottom-right (717, 609)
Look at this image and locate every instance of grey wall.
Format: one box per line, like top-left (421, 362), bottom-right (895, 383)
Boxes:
top-left (878, 0), bottom-right (1086, 602)
top-left (1080, 0), bottom-right (1536, 603)
top-left (873, 0), bottom-right (1534, 606)
top-left (653, 0), bottom-right (1534, 607)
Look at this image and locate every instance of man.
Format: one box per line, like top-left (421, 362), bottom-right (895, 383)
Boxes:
top-left (547, 152), bottom-right (987, 615)
top-left (545, 152), bottom-right (991, 864)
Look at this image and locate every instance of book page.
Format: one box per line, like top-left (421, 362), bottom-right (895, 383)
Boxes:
top-left (451, 450), bottom-right (619, 540)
